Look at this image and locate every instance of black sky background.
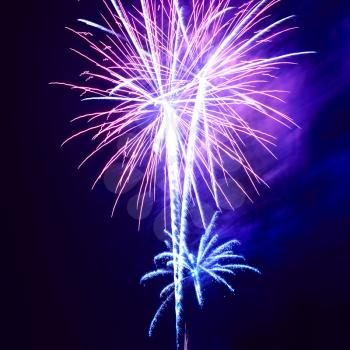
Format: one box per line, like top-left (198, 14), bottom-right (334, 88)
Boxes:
top-left (11, 1), bottom-right (350, 349)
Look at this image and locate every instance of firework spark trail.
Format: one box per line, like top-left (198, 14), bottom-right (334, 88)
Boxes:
top-left (163, 103), bottom-right (182, 342)
top-left (57, 0), bottom-right (313, 348)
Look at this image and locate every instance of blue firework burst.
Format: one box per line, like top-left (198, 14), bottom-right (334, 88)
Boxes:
top-left (141, 212), bottom-right (260, 336)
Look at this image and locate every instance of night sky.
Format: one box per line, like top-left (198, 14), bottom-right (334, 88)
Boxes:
top-left (12, 1), bottom-right (350, 349)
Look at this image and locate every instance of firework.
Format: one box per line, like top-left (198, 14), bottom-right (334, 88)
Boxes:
top-left (57, 0), bottom-right (312, 348)
top-left (141, 212), bottom-right (260, 336)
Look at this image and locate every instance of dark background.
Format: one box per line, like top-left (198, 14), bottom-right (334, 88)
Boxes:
top-left (11, 1), bottom-right (350, 349)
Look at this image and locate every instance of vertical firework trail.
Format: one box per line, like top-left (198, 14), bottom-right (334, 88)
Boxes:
top-left (57, 0), bottom-right (313, 348)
